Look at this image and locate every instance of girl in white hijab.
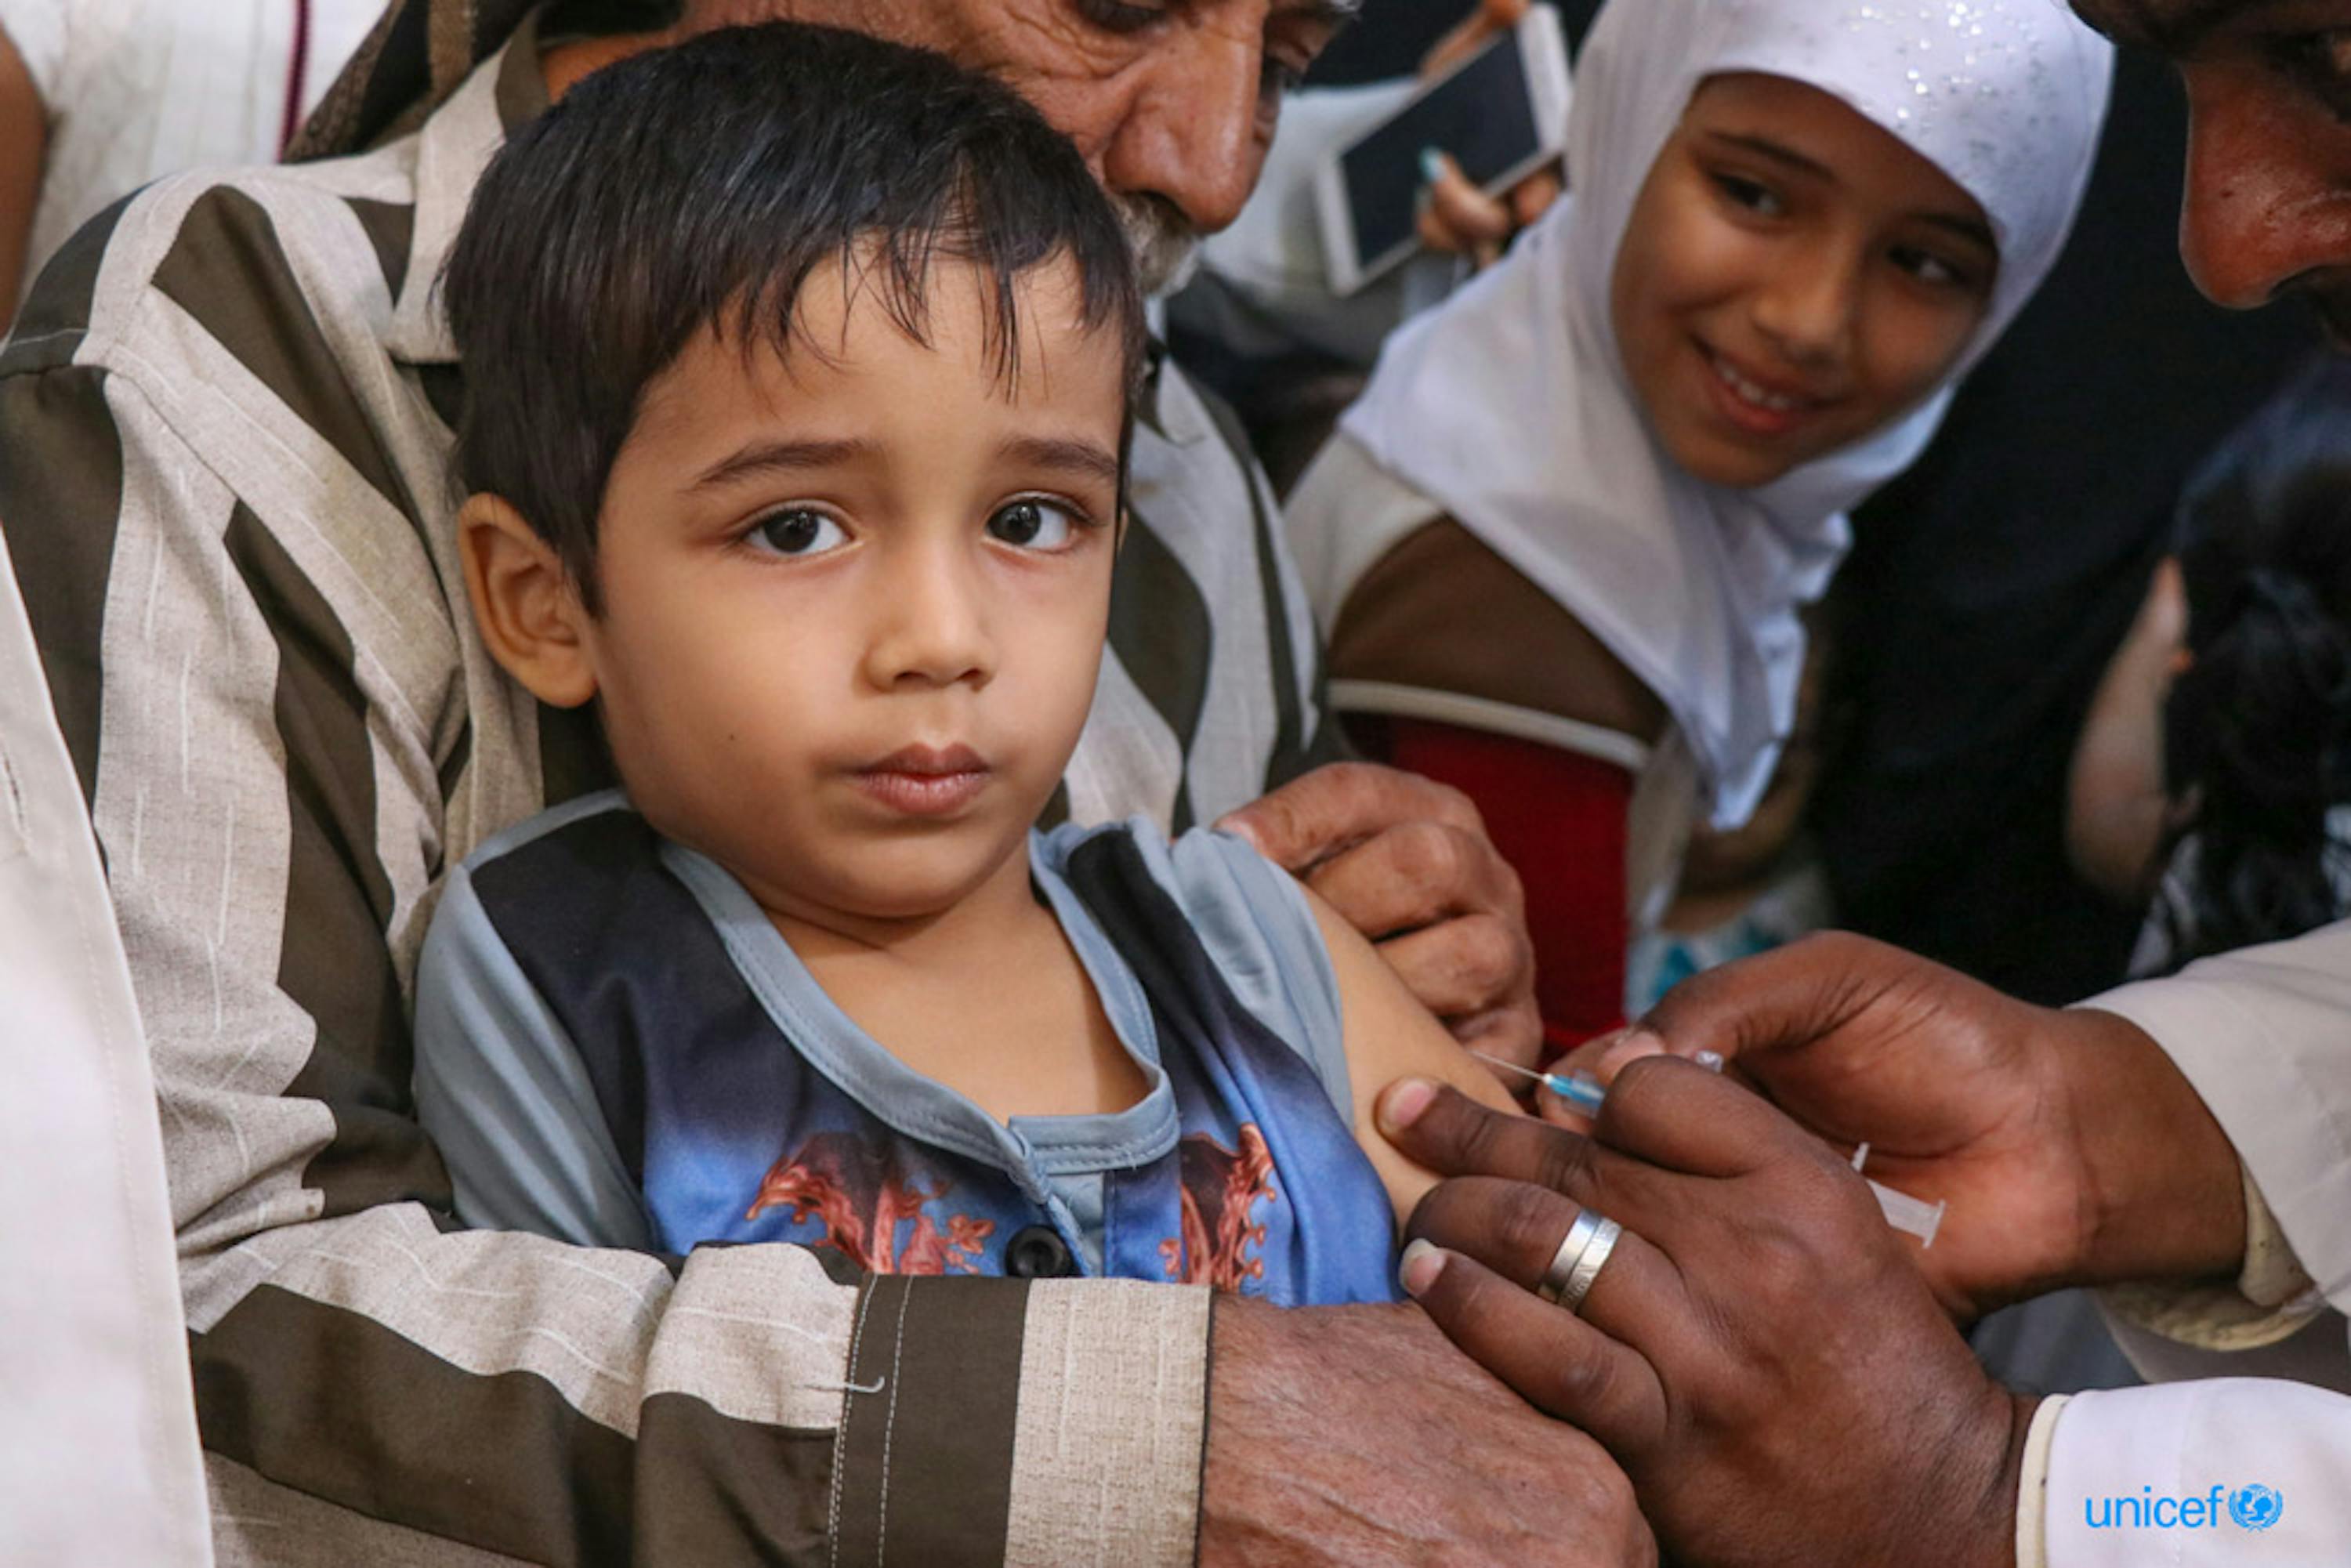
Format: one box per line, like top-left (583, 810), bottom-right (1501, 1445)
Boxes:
top-left (1285, 0), bottom-right (2112, 1048)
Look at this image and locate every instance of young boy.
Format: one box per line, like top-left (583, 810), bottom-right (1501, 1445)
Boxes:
top-left (412, 23), bottom-right (1509, 1301)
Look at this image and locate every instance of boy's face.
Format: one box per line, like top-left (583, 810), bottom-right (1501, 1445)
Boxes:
top-left (503, 257), bottom-right (1126, 924)
top-left (1610, 73), bottom-right (1998, 491)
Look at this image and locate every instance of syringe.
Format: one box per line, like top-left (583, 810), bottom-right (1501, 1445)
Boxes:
top-left (1466, 1049), bottom-right (1946, 1248)
top-left (1469, 1050), bottom-right (1609, 1116)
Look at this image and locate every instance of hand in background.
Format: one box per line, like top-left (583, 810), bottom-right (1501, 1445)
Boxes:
top-left (1199, 1297), bottom-right (1655, 1567)
top-left (1540, 932), bottom-right (2246, 1319)
top-left (1220, 761), bottom-right (1541, 1070)
top-left (1415, 0), bottom-right (1565, 269)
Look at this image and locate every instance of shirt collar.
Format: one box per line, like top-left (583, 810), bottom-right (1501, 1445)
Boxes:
top-left (383, 9), bottom-right (552, 365)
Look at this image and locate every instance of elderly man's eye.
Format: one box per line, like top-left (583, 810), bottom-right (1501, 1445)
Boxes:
top-left (2268, 28), bottom-right (2351, 118)
top-left (1076, 0), bottom-right (1168, 34)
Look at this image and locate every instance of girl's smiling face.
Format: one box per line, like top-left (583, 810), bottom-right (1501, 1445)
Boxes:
top-left (1611, 71), bottom-right (2001, 491)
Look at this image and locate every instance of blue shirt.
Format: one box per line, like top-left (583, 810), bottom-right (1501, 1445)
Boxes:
top-left (411, 793), bottom-right (1402, 1303)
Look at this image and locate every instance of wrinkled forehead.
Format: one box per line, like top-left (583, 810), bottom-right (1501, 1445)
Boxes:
top-left (1706, 0), bottom-right (2106, 252)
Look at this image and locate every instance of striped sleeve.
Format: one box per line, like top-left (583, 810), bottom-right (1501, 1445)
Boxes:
top-left (0, 167), bottom-right (1211, 1563)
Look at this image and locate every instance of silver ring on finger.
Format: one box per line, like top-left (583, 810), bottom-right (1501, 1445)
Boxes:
top-left (1536, 1209), bottom-right (1623, 1316)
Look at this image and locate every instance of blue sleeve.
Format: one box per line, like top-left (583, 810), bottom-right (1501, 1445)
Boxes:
top-left (411, 861), bottom-right (656, 1252)
top-left (1146, 824), bottom-right (1353, 1124)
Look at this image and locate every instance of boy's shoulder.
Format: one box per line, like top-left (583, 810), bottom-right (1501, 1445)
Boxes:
top-left (455, 789), bottom-right (643, 881)
top-left (1035, 816), bottom-right (1296, 922)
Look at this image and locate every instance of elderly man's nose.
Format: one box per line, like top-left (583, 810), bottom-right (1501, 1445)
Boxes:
top-left (2179, 67), bottom-right (2351, 310)
top-left (1100, 33), bottom-right (1264, 235)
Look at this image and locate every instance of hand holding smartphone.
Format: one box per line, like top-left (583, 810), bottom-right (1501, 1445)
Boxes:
top-left (1314, 4), bottom-right (1572, 298)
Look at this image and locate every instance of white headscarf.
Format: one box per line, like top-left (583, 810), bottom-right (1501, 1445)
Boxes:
top-left (1335, 0), bottom-right (2113, 826)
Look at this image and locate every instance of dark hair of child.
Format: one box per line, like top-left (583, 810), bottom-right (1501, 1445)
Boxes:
top-left (441, 22), bottom-right (1150, 610)
top-left (2159, 356), bottom-right (2351, 966)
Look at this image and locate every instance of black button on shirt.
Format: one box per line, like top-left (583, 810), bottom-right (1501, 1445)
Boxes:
top-left (1005, 1225), bottom-right (1079, 1280)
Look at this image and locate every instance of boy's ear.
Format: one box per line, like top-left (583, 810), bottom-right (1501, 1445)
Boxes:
top-left (457, 493), bottom-right (599, 709)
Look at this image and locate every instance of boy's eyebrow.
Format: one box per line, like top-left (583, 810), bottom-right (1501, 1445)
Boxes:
top-left (1002, 436), bottom-right (1124, 489)
top-left (689, 437), bottom-right (871, 491)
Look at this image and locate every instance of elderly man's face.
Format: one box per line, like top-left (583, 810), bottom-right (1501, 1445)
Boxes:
top-left (2072, 0), bottom-right (2351, 339)
top-left (694, 0), bottom-right (1353, 292)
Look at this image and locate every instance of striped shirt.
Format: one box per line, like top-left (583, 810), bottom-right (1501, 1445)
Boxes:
top-left (0, 13), bottom-right (1329, 1563)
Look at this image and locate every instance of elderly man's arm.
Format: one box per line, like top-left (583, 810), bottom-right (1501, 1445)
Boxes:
top-left (0, 203), bottom-right (1216, 1563)
top-left (0, 176), bottom-right (1644, 1565)
top-left (0, 20), bottom-right (45, 330)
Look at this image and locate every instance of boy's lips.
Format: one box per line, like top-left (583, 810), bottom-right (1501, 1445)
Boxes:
top-left (852, 744), bottom-right (992, 817)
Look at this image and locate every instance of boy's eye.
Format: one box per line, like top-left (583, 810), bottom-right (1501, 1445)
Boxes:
top-left (748, 508), bottom-right (847, 558)
top-left (1711, 172), bottom-right (1786, 219)
top-left (987, 498), bottom-right (1083, 552)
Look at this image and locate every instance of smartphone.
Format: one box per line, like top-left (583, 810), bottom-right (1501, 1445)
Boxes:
top-left (1313, 5), bottom-right (1572, 298)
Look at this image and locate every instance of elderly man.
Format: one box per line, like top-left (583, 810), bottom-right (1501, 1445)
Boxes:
top-left (0, 0), bottom-right (1653, 1563)
top-left (1389, 8), bottom-right (2351, 1565)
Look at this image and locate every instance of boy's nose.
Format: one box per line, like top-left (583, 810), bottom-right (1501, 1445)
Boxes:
top-left (864, 547), bottom-right (994, 691)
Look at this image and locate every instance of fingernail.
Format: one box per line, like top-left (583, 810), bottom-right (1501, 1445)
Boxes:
top-left (1380, 1077), bottom-right (1439, 1133)
top-left (1213, 813), bottom-right (1260, 852)
top-left (1418, 146), bottom-right (1447, 186)
top-left (1597, 1027), bottom-right (1667, 1076)
top-left (1399, 1238), bottom-right (1447, 1297)
top-left (1693, 1048), bottom-right (1726, 1074)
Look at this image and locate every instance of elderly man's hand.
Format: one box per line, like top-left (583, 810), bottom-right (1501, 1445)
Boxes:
top-left (1199, 1298), bottom-right (1656, 1567)
top-left (1220, 762), bottom-right (1541, 1068)
top-left (1380, 1065), bottom-right (2031, 1568)
top-left (1539, 932), bottom-right (2247, 1319)
top-left (1415, 0), bottom-right (1565, 269)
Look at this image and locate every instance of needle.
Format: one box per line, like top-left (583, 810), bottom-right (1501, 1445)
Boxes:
top-left (1467, 1050), bottom-right (1607, 1115)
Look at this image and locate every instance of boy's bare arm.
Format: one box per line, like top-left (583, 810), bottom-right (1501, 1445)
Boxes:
top-left (1304, 887), bottom-right (1523, 1224)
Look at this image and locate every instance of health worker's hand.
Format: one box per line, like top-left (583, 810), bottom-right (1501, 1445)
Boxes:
top-left (1416, 0), bottom-right (1565, 270)
top-left (1220, 761), bottom-right (1541, 1069)
top-left (1538, 933), bottom-right (2248, 1320)
top-left (1382, 1066), bottom-right (2032, 1568)
top-left (1198, 1297), bottom-right (1656, 1567)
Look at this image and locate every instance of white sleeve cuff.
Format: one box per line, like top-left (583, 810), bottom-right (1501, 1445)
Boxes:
top-left (2042, 1379), bottom-right (2351, 1565)
top-left (2015, 1394), bottom-right (2070, 1568)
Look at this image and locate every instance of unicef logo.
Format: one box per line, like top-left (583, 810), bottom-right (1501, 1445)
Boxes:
top-left (2229, 1484), bottom-right (2285, 1532)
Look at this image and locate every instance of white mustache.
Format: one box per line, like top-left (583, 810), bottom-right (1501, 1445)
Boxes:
top-left (1116, 195), bottom-right (1202, 299)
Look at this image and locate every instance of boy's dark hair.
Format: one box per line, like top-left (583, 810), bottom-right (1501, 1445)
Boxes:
top-left (443, 22), bottom-right (1148, 607)
top-left (2158, 355), bottom-right (2351, 965)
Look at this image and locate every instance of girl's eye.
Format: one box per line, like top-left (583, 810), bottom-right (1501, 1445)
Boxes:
top-left (1711, 172), bottom-right (1786, 219)
top-left (1890, 245), bottom-right (1972, 290)
top-left (1881, 243), bottom-right (1975, 292)
top-left (987, 498), bottom-right (1083, 552)
top-left (748, 508), bottom-right (847, 557)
